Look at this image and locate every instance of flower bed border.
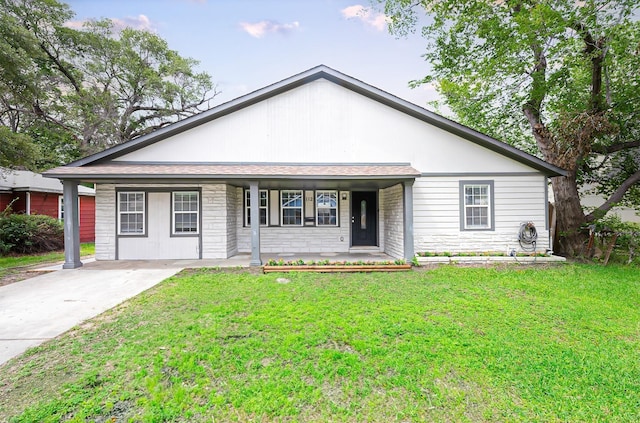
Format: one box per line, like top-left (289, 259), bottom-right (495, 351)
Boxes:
top-left (263, 264), bottom-right (412, 273)
top-left (263, 259), bottom-right (411, 273)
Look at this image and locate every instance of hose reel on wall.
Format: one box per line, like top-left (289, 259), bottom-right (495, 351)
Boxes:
top-left (518, 221), bottom-right (538, 252)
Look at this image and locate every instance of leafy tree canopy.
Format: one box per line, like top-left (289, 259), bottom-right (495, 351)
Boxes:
top-left (0, 0), bottom-right (217, 170)
top-left (380, 0), bottom-right (640, 255)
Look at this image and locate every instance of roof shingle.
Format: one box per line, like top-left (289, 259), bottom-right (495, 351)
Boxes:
top-left (44, 163), bottom-right (421, 180)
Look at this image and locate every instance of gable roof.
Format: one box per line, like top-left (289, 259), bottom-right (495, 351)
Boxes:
top-left (1, 168), bottom-right (95, 195)
top-left (47, 65), bottom-right (565, 177)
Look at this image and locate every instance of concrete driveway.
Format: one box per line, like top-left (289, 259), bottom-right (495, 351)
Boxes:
top-left (0, 261), bottom-right (183, 366)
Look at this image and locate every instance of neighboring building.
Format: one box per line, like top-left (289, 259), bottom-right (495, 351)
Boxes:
top-left (0, 168), bottom-right (96, 242)
top-left (580, 185), bottom-right (640, 224)
top-left (547, 183), bottom-right (640, 226)
top-left (44, 65), bottom-right (565, 267)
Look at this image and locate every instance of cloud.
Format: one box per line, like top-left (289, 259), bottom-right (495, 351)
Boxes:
top-left (341, 4), bottom-right (390, 31)
top-left (239, 20), bottom-right (300, 38)
top-left (64, 14), bottom-right (157, 33)
top-left (63, 20), bottom-right (85, 29)
top-left (111, 15), bottom-right (156, 32)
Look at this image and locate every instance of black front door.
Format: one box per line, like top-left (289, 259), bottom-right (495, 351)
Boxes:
top-left (351, 191), bottom-right (377, 246)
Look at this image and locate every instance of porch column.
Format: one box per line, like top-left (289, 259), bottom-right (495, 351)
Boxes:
top-left (249, 181), bottom-right (262, 266)
top-left (62, 180), bottom-right (82, 269)
top-left (403, 180), bottom-right (415, 261)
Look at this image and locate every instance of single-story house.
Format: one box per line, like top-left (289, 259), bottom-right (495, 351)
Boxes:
top-left (1, 167), bottom-right (95, 242)
top-left (44, 65), bottom-right (566, 268)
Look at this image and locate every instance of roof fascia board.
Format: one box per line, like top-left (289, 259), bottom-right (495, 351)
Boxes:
top-left (42, 173), bottom-right (419, 181)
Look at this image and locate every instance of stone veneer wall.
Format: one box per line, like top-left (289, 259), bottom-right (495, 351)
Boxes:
top-left (381, 183), bottom-right (404, 259)
top-left (236, 187), bottom-right (351, 253)
top-left (225, 184), bottom-right (238, 257)
top-left (95, 183), bottom-right (116, 260)
top-left (201, 184), bottom-right (233, 259)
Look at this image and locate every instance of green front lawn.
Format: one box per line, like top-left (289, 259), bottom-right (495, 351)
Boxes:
top-left (0, 243), bottom-right (94, 276)
top-left (1, 264), bottom-right (639, 422)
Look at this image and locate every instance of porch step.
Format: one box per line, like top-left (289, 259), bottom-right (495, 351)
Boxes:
top-left (349, 247), bottom-right (384, 254)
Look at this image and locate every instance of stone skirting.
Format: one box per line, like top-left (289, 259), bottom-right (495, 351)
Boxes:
top-left (416, 255), bottom-right (566, 265)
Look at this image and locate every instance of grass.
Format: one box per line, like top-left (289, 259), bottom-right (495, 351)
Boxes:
top-left (0, 243), bottom-right (94, 276)
top-left (1, 264), bottom-right (639, 422)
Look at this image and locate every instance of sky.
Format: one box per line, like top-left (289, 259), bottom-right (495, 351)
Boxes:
top-left (64, 0), bottom-right (438, 109)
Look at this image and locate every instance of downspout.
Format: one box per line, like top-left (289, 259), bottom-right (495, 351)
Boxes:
top-left (26, 192), bottom-right (31, 215)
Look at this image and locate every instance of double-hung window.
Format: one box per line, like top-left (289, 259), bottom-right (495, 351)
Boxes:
top-left (118, 192), bottom-right (145, 235)
top-left (245, 189), bottom-right (268, 226)
top-left (173, 191), bottom-right (199, 234)
top-left (460, 181), bottom-right (494, 230)
top-left (58, 196), bottom-right (64, 221)
top-left (58, 196), bottom-right (81, 223)
top-left (281, 190), bottom-right (303, 226)
top-left (316, 190), bottom-right (338, 226)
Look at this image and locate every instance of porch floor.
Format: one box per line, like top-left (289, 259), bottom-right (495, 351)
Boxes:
top-left (40, 252), bottom-right (396, 271)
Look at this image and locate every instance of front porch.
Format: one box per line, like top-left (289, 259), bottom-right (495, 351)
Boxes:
top-left (44, 251), bottom-right (397, 271)
top-left (53, 163), bottom-right (421, 268)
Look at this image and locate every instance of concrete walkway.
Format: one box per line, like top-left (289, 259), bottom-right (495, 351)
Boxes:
top-left (0, 264), bottom-right (181, 366)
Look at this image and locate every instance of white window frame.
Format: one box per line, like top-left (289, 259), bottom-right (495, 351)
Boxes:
top-left (316, 190), bottom-right (338, 226)
top-left (58, 195), bottom-right (64, 221)
top-left (245, 189), bottom-right (269, 227)
top-left (281, 190), bottom-right (303, 226)
top-left (460, 181), bottom-right (494, 231)
top-left (118, 191), bottom-right (145, 235)
top-left (172, 191), bottom-right (199, 235)
top-left (58, 195), bottom-right (80, 224)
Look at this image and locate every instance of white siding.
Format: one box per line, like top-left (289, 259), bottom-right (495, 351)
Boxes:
top-left (114, 79), bottom-right (533, 174)
top-left (96, 177), bottom-right (549, 260)
top-left (380, 184), bottom-right (404, 259)
top-left (413, 175), bottom-right (550, 253)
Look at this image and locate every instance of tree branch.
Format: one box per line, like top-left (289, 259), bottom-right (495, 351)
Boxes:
top-left (570, 21), bottom-right (606, 112)
top-left (591, 140), bottom-right (640, 154)
top-left (522, 41), bottom-right (557, 164)
top-left (38, 41), bottom-right (81, 93)
top-left (585, 169), bottom-right (640, 222)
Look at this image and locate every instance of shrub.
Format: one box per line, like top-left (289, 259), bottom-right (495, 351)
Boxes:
top-left (0, 214), bottom-right (64, 255)
top-left (591, 215), bottom-right (640, 265)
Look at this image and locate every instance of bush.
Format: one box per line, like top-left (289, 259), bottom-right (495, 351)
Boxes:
top-left (0, 214), bottom-right (64, 255)
top-left (591, 215), bottom-right (640, 265)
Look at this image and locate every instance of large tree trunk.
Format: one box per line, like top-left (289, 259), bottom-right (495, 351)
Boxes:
top-left (551, 170), bottom-right (587, 257)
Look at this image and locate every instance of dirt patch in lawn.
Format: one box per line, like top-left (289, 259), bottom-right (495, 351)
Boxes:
top-left (0, 268), bottom-right (52, 287)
